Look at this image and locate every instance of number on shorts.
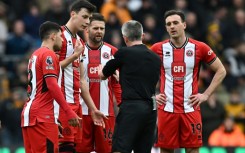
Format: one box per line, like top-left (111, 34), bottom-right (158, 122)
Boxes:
top-left (103, 128), bottom-right (113, 140)
top-left (191, 123), bottom-right (201, 134)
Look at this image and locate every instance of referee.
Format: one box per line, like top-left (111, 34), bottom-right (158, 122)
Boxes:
top-left (99, 20), bottom-right (161, 153)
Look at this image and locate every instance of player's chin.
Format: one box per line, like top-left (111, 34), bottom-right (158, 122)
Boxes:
top-left (94, 37), bottom-right (102, 43)
top-left (171, 34), bottom-right (179, 39)
top-left (96, 37), bottom-right (102, 41)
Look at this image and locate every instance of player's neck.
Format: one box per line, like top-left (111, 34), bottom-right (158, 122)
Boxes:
top-left (170, 36), bottom-right (187, 48)
top-left (65, 22), bottom-right (78, 36)
top-left (41, 42), bottom-right (54, 51)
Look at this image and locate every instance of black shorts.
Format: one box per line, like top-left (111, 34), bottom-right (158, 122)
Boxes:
top-left (112, 100), bottom-right (157, 153)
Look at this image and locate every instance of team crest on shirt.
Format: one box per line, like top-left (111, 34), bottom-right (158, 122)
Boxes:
top-left (186, 50), bottom-right (193, 57)
top-left (46, 56), bottom-right (54, 70)
top-left (102, 52), bottom-right (110, 59)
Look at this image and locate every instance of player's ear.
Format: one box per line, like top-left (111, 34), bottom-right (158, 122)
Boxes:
top-left (70, 11), bottom-right (76, 18)
top-left (183, 22), bottom-right (187, 30)
top-left (50, 32), bottom-right (56, 41)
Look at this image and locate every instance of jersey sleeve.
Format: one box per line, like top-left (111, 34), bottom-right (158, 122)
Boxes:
top-left (150, 42), bottom-right (163, 56)
top-left (41, 51), bottom-right (60, 78)
top-left (200, 42), bottom-right (217, 65)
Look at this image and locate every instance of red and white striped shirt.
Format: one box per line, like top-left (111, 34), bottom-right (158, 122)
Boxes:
top-left (58, 26), bottom-right (84, 104)
top-left (21, 47), bottom-right (60, 127)
top-left (81, 42), bottom-right (121, 116)
top-left (151, 38), bottom-right (216, 113)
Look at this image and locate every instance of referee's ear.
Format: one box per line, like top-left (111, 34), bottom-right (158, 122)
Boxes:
top-left (123, 35), bottom-right (128, 44)
top-left (141, 33), bottom-right (145, 40)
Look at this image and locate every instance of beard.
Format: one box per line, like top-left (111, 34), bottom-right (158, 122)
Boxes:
top-left (53, 44), bottom-right (61, 52)
top-left (90, 35), bottom-right (103, 44)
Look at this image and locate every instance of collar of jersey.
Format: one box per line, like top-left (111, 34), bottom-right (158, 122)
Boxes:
top-left (85, 42), bottom-right (104, 51)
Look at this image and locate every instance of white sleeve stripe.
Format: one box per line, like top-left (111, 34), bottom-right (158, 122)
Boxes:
top-left (44, 74), bottom-right (58, 78)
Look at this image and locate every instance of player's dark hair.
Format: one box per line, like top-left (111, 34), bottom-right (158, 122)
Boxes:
top-left (164, 10), bottom-right (185, 24)
top-left (39, 21), bottom-right (61, 41)
top-left (69, 0), bottom-right (96, 13)
top-left (90, 13), bottom-right (105, 23)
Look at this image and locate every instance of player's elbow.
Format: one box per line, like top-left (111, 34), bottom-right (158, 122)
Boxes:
top-left (219, 66), bottom-right (226, 80)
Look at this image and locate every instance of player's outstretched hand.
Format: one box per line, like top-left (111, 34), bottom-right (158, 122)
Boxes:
top-left (188, 93), bottom-right (208, 108)
top-left (68, 116), bottom-right (82, 127)
top-left (74, 39), bottom-right (83, 57)
top-left (91, 110), bottom-right (108, 128)
top-left (156, 93), bottom-right (167, 105)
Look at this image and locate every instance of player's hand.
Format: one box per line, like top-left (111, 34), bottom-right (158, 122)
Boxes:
top-left (74, 39), bottom-right (83, 58)
top-left (68, 116), bottom-right (82, 127)
top-left (156, 93), bottom-right (167, 105)
top-left (98, 64), bottom-right (106, 80)
top-left (113, 70), bottom-right (119, 82)
top-left (188, 93), bottom-right (208, 108)
top-left (91, 110), bottom-right (108, 128)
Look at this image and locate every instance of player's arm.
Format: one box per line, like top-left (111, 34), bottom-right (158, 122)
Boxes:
top-left (189, 58), bottom-right (226, 107)
top-left (60, 39), bottom-right (83, 69)
top-left (45, 76), bottom-right (81, 127)
top-left (203, 57), bottom-right (226, 98)
top-left (155, 80), bottom-right (167, 105)
top-left (79, 63), bottom-right (107, 127)
top-left (111, 75), bottom-right (122, 106)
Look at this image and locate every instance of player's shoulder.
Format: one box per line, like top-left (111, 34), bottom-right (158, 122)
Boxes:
top-left (103, 42), bottom-right (117, 50)
top-left (103, 42), bottom-right (118, 55)
top-left (32, 47), bottom-right (56, 63)
top-left (34, 47), bottom-right (52, 55)
top-left (188, 38), bottom-right (208, 47)
top-left (151, 40), bottom-right (169, 49)
top-left (38, 48), bottom-right (57, 60)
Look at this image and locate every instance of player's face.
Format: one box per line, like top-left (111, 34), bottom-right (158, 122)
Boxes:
top-left (165, 14), bottom-right (186, 39)
top-left (54, 30), bottom-right (63, 51)
top-left (72, 8), bottom-right (92, 31)
top-left (88, 20), bottom-right (105, 44)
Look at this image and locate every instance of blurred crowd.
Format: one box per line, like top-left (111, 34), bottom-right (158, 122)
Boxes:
top-left (0, 0), bottom-right (245, 148)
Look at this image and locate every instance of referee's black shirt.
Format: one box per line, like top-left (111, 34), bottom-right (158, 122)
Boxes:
top-left (103, 44), bottom-right (161, 102)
